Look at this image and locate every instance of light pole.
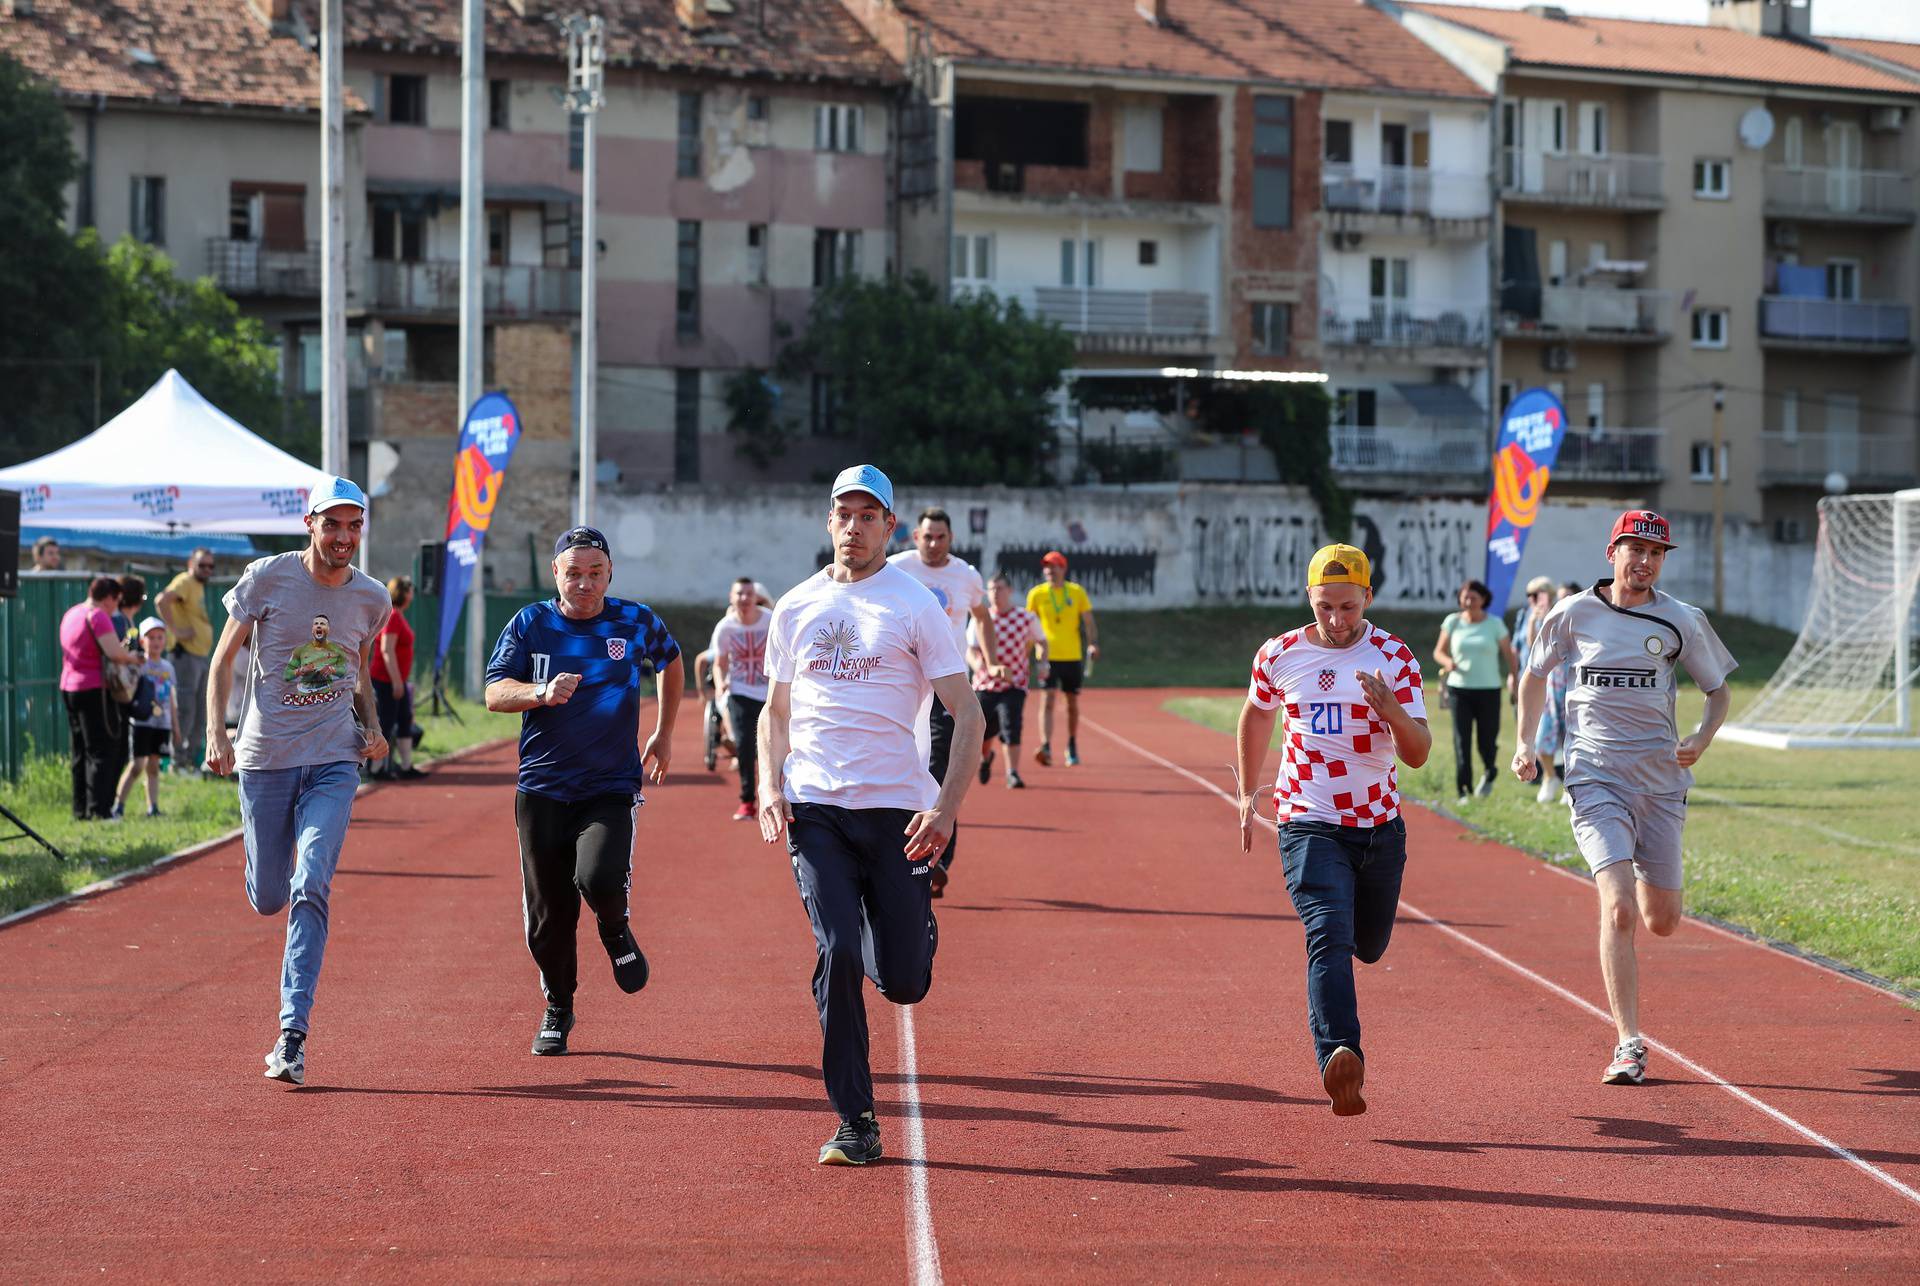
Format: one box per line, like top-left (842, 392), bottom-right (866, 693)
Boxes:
top-left (561, 14), bottom-right (605, 526)
top-left (459, 0), bottom-right (487, 695)
top-left (320, 0), bottom-right (346, 478)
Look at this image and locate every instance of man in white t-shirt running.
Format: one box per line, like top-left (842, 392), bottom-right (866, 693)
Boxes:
top-left (887, 508), bottom-right (998, 897)
top-left (710, 576), bottom-right (770, 822)
top-left (759, 465), bottom-right (985, 1166)
top-left (1512, 510), bottom-right (1736, 1087)
top-left (1234, 543), bottom-right (1431, 1117)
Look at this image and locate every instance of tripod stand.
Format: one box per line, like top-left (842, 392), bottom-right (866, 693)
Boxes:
top-left (427, 663), bottom-right (465, 723)
top-left (0, 802), bottom-right (66, 862)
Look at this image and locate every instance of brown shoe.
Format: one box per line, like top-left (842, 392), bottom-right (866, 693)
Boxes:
top-left (1033, 745), bottom-right (1052, 767)
top-left (1322, 1046), bottom-right (1367, 1117)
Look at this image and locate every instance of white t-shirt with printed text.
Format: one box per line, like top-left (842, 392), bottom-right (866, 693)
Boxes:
top-left (1247, 623), bottom-right (1427, 828)
top-left (766, 564), bottom-right (967, 812)
top-left (886, 549), bottom-right (986, 662)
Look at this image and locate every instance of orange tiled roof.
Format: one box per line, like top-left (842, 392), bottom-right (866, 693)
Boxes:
top-left (1828, 36), bottom-right (1920, 79)
top-left (0, 0), bottom-right (339, 112)
top-left (886, 0), bottom-right (1485, 98)
top-left (344, 1), bottom-right (902, 87)
top-left (1410, 4), bottom-right (1920, 96)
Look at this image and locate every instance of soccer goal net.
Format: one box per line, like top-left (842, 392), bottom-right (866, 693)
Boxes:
top-left (1722, 489), bottom-right (1920, 749)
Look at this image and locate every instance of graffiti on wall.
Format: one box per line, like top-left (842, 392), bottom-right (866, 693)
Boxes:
top-left (995, 545), bottom-right (1158, 597)
top-left (1190, 509), bottom-right (1476, 605)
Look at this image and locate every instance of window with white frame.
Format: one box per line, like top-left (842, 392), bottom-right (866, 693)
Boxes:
top-left (1693, 157), bottom-right (1730, 199)
top-left (1690, 441), bottom-right (1729, 482)
top-left (1577, 102), bottom-right (1608, 156)
top-left (952, 233), bottom-right (993, 285)
top-left (815, 103), bottom-right (863, 153)
top-left (1333, 387), bottom-right (1377, 429)
top-left (1123, 104), bottom-right (1163, 173)
top-left (1251, 302), bottom-right (1291, 356)
top-left (1059, 238), bottom-right (1100, 287)
top-left (1547, 238), bottom-right (1568, 287)
top-left (1324, 119), bottom-right (1353, 164)
top-left (1826, 258), bottom-right (1860, 301)
top-left (1586, 382), bottom-right (1606, 429)
top-left (1783, 116), bottom-right (1804, 168)
top-left (130, 175), bottom-right (166, 244)
top-left (1691, 307), bottom-right (1729, 349)
top-left (1138, 239), bottom-right (1157, 266)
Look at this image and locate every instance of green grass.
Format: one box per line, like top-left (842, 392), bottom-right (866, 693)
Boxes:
top-left (1158, 605), bottom-right (1920, 994)
top-left (0, 704), bottom-right (520, 919)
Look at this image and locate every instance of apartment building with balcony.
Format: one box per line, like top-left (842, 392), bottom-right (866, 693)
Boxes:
top-left (3, 0), bottom-right (367, 417)
top-left (340, 0), bottom-right (900, 526)
top-left (1396, 0), bottom-right (1920, 540)
top-left (840, 0), bottom-right (1484, 482)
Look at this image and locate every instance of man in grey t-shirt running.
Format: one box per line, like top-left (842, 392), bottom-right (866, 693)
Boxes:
top-left (1511, 510), bottom-right (1736, 1087)
top-left (205, 476), bottom-right (392, 1087)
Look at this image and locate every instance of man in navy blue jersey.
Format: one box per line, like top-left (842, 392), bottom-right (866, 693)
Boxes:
top-left (485, 525), bottom-right (684, 1055)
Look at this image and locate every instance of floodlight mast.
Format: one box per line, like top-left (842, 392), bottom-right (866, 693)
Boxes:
top-left (460, 0), bottom-right (487, 695)
top-left (562, 14), bottom-right (606, 526)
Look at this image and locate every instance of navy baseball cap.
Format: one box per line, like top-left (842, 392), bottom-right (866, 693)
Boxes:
top-left (306, 475), bottom-right (368, 514)
top-left (830, 463), bottom-right (894, 513)
top-left (553, 525), bottom-right (611, 558)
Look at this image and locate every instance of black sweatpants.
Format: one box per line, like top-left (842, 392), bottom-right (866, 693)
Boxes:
top-left (64, 688), bottom-right (119, 820)
top-left (515, 790), bottom-right (636, 1007)
top-left (1449, 686), bottom-right (1503, 795)
top-left (927, 696), bottom-right (958, 872)
top-left (788, 802), bottom-right (938, 1122)
top-left (728, 693), bottom-right (764, 805)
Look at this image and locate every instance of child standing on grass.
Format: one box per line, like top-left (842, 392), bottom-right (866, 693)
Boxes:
top-left (114, 618), bottom-right (179, 819)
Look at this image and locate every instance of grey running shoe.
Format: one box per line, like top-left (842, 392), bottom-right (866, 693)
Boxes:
top-left (264, 1029), bottom-right (306, 1085)
top-left (1603, 1038), bottom-right (1647, 1085)
top-left (532, 1005), bottom-right (574, 1056)
top-left (1322, 1045), bottom-right (1366, 1116)
top-left (819, 1111), bottom-right (882, 1165)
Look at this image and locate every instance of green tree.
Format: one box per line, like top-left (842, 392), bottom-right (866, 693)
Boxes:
top-left (743, 273), bottom-right (1076, 485)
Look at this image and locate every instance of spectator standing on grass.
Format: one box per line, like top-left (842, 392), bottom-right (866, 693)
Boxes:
top-left (710, 576), bottom-right (770, 822)
top-left (888, 508), bottom-right (996, 898)
top-left (369, 576), bottom-right (424, 780)
top-left (1026, 550), bottom-right (1099, 768)
top-left (970, 573), bottom-right (1044, 790)
top-left (59, 576), bottom-right (140, 820)
top-left (758, 465), bottom-right (983, 1165)
top-left (1434, 579), bottom-right (1518, 801)
top-left (484, 525), bottom-right (683, 1059)
top-left (106, 574), bottom-right (149, 791)
top-left (1234, 543), bottom-right (1430, 1118)
top-left (113, 618), bottom-right (178, 819)
top-left (29, 536), bottom-right (62, 572)
top-left (156, 548), bottom-right (217, 775)
top-left (204, 477), bottom-right (391, 1088)
top-left (1512, 511), bottom-right (1736, 1088)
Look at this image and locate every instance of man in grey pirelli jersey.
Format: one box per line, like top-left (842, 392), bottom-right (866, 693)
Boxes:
top-left (1512, 509), bottom-right (1737, 1088)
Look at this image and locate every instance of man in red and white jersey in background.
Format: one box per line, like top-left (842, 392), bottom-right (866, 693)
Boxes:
top-left (1234, 543), bottom-right (1431, 1118)
top-left (968, 573), bottom-right (1045, 791)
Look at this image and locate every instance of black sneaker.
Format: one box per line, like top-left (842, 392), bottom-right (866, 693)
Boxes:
top-left (1066, 739), bottom-right (1081, 767)
top-left (1006, 770), bottom-right (1026, 790)
top-left (819, 1111), bottom-right (882, 1165)
top-left (264, 1029), bottom-right (306, 1085)
top-left (978, 749), bottom-right (993, 785)
top-left (604, 926), bottom-right (650, 994)
top-left (531, 1005), bottom-right (574, 1055)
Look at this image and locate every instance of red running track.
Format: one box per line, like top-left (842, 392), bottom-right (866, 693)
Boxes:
top-left (2, 689), bottom-right (1916, 1282)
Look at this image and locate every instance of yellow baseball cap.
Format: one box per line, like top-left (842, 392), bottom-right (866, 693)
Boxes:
top-left (1307, 543), bottom-right (1372, 588)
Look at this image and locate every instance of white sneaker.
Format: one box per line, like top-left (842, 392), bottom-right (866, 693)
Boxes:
top-left (1536, 777), bottom-right (1560, 804)
top-left (1602, 1038), bottom-right (1647, 1085)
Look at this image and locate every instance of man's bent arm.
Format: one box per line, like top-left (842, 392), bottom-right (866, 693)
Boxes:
top-left (970, 601), bottom-right (998, 667)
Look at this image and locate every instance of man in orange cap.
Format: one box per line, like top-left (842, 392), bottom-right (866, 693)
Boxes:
top-left (1234, 542), bottom-right (1431, 1117)
top-left (1025, 550), bottom-right (1100, 767)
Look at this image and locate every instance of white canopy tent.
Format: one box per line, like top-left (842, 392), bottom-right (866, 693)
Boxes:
top-left (0, 370), bottom-right (329, 533)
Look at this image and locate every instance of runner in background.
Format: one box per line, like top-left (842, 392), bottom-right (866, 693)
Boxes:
top-left (710, 576), bottom-right (770, 822)
top-left (1026, 551), bottom-right (1098, 767)
top-left (969, 573), bottom-right (1044, 790)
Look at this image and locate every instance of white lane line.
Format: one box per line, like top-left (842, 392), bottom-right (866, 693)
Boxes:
top-left (897, 1004), bottom-right (943, 1285)
top-left (1082, 715), bottom-right (1920, 1213)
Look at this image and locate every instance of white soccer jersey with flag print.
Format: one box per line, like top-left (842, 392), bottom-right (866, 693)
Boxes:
top-left (1247, 624), bottom-right (1427, 828)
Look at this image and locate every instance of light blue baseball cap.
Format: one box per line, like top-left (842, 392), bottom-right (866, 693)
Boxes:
top-left (830, 463), bottom-right (894, 513)
top-left (306, 474), bottom-right (369, 515)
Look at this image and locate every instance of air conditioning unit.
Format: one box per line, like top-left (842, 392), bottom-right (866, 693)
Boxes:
top-left (1869, 106), bottom-right (1906, 134)
top-left (1543, 345), bottom-right (1576, 372)
top-left (1771, 222), bottom-right (1800, 249)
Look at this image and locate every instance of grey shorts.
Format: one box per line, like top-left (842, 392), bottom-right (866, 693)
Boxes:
top-left (1567, 781), bottom-right (1687, 890)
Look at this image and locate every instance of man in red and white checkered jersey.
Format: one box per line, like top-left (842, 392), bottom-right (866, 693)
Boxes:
top-left (967, 574), bottom-right (1046, 790)
top-left (1235, 542), bottom-right (1432, 1119)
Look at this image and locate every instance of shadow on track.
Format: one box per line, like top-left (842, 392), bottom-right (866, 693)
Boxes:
top-left (1378, 1113), bottom-right (1920, 1168)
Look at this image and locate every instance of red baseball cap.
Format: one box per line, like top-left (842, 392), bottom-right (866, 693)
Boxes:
top-left (1607, 509), bottom-right (1677, 553)
top-left (1041, 550), bottom-right (1068, 569)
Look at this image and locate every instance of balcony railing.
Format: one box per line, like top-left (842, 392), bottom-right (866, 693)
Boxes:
top-left (1554, 427), bottom-right (1663, 481)
top-left (365, 260), bottom-right (581, 318)
top-left (1764, 167), bottom-right (1915, 220)
top-left (1322, 164), bottom-right (1490, 219)
top-left (1331, 424), bottom-right (1489, 476)
top-left (206, 238), bottom-right (320, 296)
top-left (1501, 150), bottom-right (1664, 205)
top-left (1760, 432), bottom-right (1916, 483)
top-left (1506, 286), bottom-right (1671, 339)
top-left (1758, 296), bottom-right (1911, 346)
top-left (1018, 286), bottom-right (1213, 339)
top-left (1320, 299), bottom-right (1488, 349)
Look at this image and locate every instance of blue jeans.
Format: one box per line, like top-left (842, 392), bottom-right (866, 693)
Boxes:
top-left (1278, 817), bottom-right (1408, 1071)
top-left (238, 761), bottom-right (361, 1034)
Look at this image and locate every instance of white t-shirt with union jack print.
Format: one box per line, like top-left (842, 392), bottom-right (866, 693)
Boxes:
top-left (1246, 624), bottom-right (1427, 828)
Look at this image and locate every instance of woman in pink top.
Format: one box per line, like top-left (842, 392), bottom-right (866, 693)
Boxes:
top-left (60, 576), bottom-right (140, 820)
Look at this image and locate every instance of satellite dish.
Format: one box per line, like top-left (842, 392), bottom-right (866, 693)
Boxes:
top-left (1739, 106), bottom-right (1775, 150)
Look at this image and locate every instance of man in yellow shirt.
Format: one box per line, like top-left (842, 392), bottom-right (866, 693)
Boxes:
top-left (155, 547), bottom-right (216, 772)
top-left (1025, 550), bottom-right (1099, 767)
